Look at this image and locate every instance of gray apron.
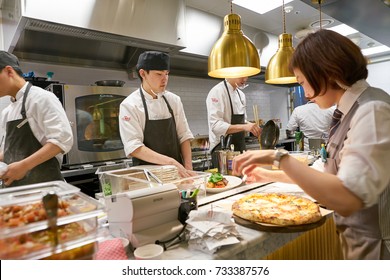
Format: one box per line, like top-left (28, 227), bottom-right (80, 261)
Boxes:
top-left (132, 88), bottom-right (183, 166)
top-left (325, 87), bottom-right (390, 259)
top-left (3, 83), bottom-right (63, 187)
top-left (211, 81), bottom-right (246, 167)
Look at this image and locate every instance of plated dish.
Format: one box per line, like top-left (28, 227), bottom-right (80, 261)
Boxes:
top-left (206, 175), bottom-right (243, 193)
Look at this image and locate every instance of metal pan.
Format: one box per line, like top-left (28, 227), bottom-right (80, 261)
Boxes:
top-left (260, 120), bottom-right (279, 149)
top-left (95, 80), bottom-right (125, 87)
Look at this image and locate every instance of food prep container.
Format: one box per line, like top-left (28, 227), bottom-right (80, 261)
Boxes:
top-left (97, 165), bottom-right (209, 198)
top-left (0, 181), bottom-right (107, 260)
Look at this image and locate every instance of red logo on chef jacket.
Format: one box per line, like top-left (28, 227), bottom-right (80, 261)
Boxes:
top-left (122, 115), bottom-right (131, 121)
top-left (211, 97), bottom-right (219, 103)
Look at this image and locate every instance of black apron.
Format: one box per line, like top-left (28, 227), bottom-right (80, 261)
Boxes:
top-left (132, 88), bottom-right (183, 166)
top-left (211, 81), bottom-right (246, 168)
top-left (3, 83), bottom-right (63, 187)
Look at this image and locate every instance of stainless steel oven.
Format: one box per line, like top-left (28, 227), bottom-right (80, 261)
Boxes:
top-left (47, 84), bottom-right (131, 168)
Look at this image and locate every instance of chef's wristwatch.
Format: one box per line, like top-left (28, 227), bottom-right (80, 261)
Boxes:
top-left (273, 148), bottom-right (289, 168)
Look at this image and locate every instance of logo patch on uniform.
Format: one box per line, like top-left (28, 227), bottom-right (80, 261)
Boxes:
top-left (122, 116), bottom-right (131, 121)
top-left (211, 97), bottom-right (219, 103)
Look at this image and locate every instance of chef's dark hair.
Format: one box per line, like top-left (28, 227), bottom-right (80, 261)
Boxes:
top-left (289, 29), bottom-right (368, 98)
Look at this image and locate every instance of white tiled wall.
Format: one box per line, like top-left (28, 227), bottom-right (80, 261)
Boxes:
top-left (0, 61), bottom-right (291, 137)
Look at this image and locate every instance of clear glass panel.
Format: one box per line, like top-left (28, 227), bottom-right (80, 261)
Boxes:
top-left (75, 94), bottom-right (125, 152)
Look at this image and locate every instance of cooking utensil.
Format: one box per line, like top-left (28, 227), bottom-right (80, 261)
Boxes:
top-left (95, 80), bottom-right (125, 87)
top-left (260, 120), bottom-right (278, 149)
top-left (225, 134), bottom-right (233, 150)
top-left (42, 191), bottom-right (59, 247)
top-left (253, 105), bottom-right (262, 149)
top-left (220, 135), bottom-right (225, 150)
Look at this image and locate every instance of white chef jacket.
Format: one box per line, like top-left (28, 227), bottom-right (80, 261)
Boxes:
top-left (286, 102), bottom-right (335, 150)
top-left (206, 80), bottom-right (247, 152)
top-left (119, 86), bottom-right (194, 157)
top-left (0, 82), bottom-right (73, 165)
top-left (335, 80), bottom-right (390, 208)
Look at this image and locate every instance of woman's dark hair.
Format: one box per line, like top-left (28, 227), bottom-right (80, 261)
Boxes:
top-left (289, 29), bottom-right (368, 97)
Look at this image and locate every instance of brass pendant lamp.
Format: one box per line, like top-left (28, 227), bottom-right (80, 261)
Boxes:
top-left (208, 2), bottom-right (260, 78)
top-left (265, 0), bottom-right (297, 84)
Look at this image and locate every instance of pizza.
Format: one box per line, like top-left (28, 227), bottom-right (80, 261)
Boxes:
top-left (232, 193), bottom-right (322, 226)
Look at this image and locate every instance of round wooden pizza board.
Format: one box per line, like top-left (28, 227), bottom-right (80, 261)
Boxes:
top-left (233, 208), bottom-right (327, 233)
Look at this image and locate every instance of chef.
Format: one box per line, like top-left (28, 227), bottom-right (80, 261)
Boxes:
top-left (0, 51), bottom-right (73, 187)
top-left (206, 77), bottom-right (261, 168)
top-left (119, 51), bottom-right (194, 177)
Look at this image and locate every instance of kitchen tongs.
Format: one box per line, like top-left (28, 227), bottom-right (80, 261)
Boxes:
top-left (42, 191), bottom-right (59, 247)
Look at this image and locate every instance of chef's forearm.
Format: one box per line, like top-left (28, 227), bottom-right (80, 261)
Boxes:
top-left (131, 146), bottom-right (178, 166)
top-left (20, 143), bottom-right (62, 171)
top-left (180, 140), bottom-right (193, 170)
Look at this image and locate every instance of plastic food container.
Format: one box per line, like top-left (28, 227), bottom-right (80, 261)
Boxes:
top-left (97, 165), bottom-right (208, 198)
top-left (0, 180), bottom-right (107, 260)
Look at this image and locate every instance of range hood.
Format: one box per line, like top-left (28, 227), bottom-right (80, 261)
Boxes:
top-left (1, 0), bottom-right (210, 78)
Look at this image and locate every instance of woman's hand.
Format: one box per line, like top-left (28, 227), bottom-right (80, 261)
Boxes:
top-left (243, 165), bottom-right (293, 184)
top-left (232, 150), bottom-right (274, 176)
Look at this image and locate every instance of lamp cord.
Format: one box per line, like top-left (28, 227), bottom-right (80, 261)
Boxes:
top-left (230, 0), bottom-right (233, 14)
top-left (319, 0), bottom-right (323, 29)
top-left (282, 0), bottom-right (286, 33)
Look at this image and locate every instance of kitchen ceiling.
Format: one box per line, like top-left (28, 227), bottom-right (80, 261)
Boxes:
top-left (186, 0), bottom-right (390, 60)
top-left (1, 0), bottom-right (389, 82)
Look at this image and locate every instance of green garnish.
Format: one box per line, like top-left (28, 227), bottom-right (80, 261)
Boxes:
top-left (208, 172), bottom-right (224, 183)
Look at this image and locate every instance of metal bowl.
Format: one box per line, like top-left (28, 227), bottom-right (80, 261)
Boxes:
top-left (94, 80), bottom-right (125, 87)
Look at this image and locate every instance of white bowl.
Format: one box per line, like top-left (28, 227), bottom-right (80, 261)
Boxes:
top-left (134, 244), bottom-right (164, 260)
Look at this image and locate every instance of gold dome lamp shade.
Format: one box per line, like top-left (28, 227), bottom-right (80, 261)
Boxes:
top-left (265, 33), bottom-right (297, 84)
top-left (265, 0), bottom-right (297, 85)
top-left (208, 13), bottom-right (261, 78)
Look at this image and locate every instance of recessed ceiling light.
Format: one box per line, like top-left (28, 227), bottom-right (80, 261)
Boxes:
top-left (309, 19), bottom-right (334, 29)
top-left (327, 24), bottom-right (359, 36)
top-left (233, 0), bottom-right (294, 15)
top-left (361, 45), bottom-right (390, 56)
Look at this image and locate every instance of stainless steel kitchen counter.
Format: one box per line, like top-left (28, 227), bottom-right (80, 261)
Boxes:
top-left (152, 182), bottom-right (335, 260)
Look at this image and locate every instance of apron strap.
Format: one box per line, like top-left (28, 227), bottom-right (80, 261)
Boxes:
top-left (21, 82), bottom-right (33, 119)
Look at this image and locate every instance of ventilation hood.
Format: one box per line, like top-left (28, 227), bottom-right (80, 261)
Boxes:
top-left (1, 0), bottom-right (210, 77)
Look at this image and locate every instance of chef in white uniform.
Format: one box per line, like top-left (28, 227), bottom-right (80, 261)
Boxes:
top-left (0, 51), bottom-right (73, 187)
top-left (286, 101), bottom-right (335, 151)
top-left (119, 51), bottom-right (194, 177)
top-left (206, 77), bottom-right (261, 168)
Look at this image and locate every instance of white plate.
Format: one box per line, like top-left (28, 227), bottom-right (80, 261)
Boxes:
top-left (206, 175), bottom-right (243, 193)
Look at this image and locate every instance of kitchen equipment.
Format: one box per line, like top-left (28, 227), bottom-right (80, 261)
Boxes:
top-left (95, 80), bottom-right (126, 87)
top-left (216, 150), bottom-right (228, 175)
top-left (99, 166), bottom-right (208, 248)
top-left (42, 191), bottom-right (59, 246)
top-left (47, 84), bottom-right (131, 168)
top-left (225, 134), bottom-right (233, 149)
top-left (253, 105), bottom-right (262, 149)
top-left (308, 138), bottom-right (326, 156)
top-left (0, 181), bottom-right (106, 259)
top-left (261, 120), bottom-right (279, 149)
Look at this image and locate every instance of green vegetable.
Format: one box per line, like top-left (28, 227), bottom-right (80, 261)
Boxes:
top-left (208, 172), bottom-right (224, 183)
top-left (103, 183), bottom-right (112, 196)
